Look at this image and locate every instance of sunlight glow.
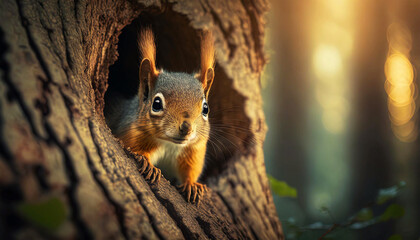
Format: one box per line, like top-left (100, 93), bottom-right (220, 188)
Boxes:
top-left (312, 36), bottom-right (351, 134)
top-left (310, 0), bottom-right (354, 135)
top-left (313, 45), bottom-right (343, 78)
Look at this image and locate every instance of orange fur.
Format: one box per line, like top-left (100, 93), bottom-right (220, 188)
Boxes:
top-left (200, 31), bottom-right (215, 85)
top-left (138, 28), bottom-right (158, 76)
top-left (119, 119), bottom-right (159, 158)
top-left (177, 140), bottom-right (207, 183)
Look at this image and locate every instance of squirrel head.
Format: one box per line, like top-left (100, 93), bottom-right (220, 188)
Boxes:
top-left (135, 28), bottom-right (215, 146)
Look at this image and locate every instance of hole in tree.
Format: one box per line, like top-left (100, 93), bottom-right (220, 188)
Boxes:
top-left (104, 9), bottom-right (252, 181)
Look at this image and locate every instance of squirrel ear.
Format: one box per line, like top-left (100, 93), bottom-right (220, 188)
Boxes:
top-left (202, 67), bottom-right (214, 98)
top-left (139, 58), bottom-right (156, 101)
top-left (138, 28), bottom-right (158, 101)
top-left (199, 31), bottom-right (215, 98)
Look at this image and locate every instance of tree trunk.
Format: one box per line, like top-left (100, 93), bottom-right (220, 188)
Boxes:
top-left (0, 0), bottom-right (283, 239)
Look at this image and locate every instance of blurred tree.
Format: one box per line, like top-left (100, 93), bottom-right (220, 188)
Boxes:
top-left (351, 1), bottom-right (393, 238)
top-left (268, 0), bottom-right (312, 213)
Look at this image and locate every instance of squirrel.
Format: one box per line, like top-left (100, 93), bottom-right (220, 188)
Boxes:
top-left (105, 28), bottom-right (215, 204)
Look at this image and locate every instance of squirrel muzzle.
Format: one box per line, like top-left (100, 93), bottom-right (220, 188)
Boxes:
top-left (179, 121), bottom-right (193, 137)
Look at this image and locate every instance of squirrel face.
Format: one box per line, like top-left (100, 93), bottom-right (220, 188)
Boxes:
top-left (131, 28), bottom-right (214, 150)
top-left (142, 71), bottom-right (210, 146)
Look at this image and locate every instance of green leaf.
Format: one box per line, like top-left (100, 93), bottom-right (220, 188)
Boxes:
top-left (376, 181), bottom-right (406, 205)
top-left (320, 206), bottom-right (329, 213)
top-left (17, 197), bottom-right (67, 231)
top-left (355, 208), bottom-right (373, 222)
top-left (388, 234), bottom-right (402, 240)
top-left (267, 175), bottom-right (297, 198)
top-left (380, 204), bottom-right (405, 222)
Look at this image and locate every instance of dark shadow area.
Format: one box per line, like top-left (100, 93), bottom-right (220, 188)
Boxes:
top-left (203, 68), bottom-right (252, 180)
top-left (105, 10), bottom-right (201, 97)
top-left (104, 9), bottom-right (253, 181)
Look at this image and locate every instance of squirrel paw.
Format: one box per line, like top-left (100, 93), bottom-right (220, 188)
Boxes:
top-left (138, 156), bottom-right (161, 184)
top-left (178, 182), bottom-right (208, 205)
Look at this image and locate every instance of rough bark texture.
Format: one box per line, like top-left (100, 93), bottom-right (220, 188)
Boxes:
top-left (0, 0), bottom-right (283, 239)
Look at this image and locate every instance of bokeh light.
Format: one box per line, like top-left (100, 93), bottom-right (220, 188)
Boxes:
top-left (384, 24), bottom-right (418, 142)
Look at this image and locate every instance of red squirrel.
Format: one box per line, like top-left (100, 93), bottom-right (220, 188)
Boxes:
top-left (105, 28), bottom-right (215, 203)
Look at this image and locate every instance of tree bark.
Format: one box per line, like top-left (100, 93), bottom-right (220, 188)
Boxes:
top-left (0, 0), bottom-right (283, 239)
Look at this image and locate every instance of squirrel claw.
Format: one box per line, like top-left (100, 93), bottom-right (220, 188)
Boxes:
top-left (138, 156), bottom-right (161, 184)
top-left (178, 182), bottom-right (208, 205)
top-left (150, 168), bottom-right (161, 183)
top-left (138, 157), bottom-right (148, 174)
top-left (145, 167), bottom-right (153, 179)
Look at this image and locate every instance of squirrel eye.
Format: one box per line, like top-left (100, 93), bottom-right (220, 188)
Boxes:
top-left (202, 102), bottom-right (209, 116)
top-left (152, 97), bottom-right (163, 112)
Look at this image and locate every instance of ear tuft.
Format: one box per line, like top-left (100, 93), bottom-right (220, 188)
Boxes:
top-left (138, 28), bottom-right (158, 77)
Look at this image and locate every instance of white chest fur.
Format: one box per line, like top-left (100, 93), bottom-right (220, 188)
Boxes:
top-left (150, 141), bottom-right (184, 183)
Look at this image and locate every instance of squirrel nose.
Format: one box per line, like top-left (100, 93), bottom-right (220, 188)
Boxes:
top-left (179, 121), bottom-right (192, 136)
